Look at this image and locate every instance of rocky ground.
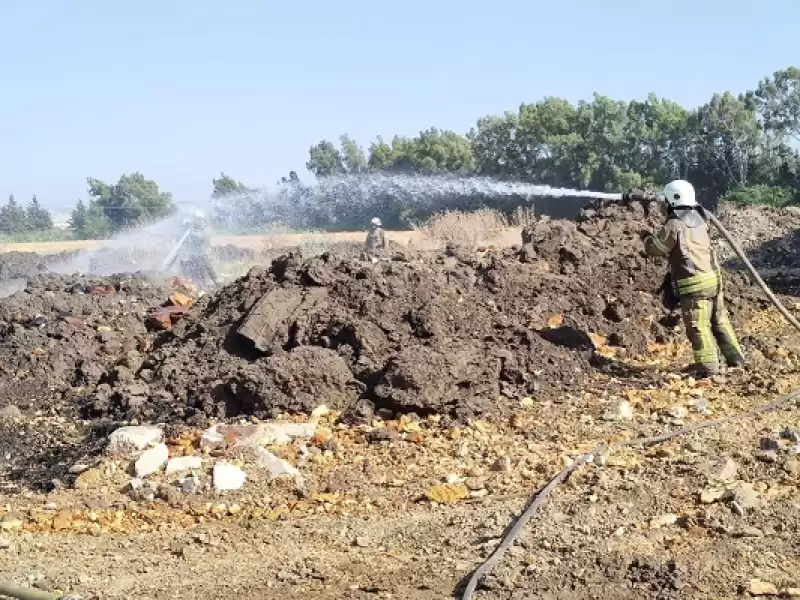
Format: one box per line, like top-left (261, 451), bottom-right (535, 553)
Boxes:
top-left (0, 200), bottom-right (798, 599)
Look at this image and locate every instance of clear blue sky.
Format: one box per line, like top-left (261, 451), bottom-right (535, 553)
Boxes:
top-left (0, 0), bottom-right (797, 212)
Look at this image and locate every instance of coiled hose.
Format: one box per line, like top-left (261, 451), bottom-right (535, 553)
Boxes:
top-left (461, 206), bottom-right (800, 599)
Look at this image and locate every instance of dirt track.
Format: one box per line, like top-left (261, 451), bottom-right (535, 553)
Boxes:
top-left (0, 200), bottom-right (799, 599)
top-left (2, 229), bottom-right (523, 255)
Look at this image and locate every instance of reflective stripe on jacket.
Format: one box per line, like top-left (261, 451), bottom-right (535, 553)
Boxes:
top-left (643, 209), bottom-right (720, 298)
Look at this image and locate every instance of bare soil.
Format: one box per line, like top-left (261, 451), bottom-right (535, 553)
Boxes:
top-left (0, 199), bottom-right (798, 599)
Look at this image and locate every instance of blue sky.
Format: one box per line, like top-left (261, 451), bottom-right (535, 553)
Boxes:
top-left (0, 0), bottom-right (797, 212)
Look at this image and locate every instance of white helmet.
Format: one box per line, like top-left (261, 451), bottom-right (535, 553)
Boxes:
top-left (370, 217), bottom-right (382, 227)
top-left (662, 180), bottom-right (697, 208)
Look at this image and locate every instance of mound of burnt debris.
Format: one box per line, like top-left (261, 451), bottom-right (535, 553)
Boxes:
top-left (77, 198), bottom-right (769, 426)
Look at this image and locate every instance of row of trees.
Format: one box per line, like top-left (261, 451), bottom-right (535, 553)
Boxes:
top-left (303, 66), bottom-right (800, 208)
top-left (0, 195), bottom-right (54, 235)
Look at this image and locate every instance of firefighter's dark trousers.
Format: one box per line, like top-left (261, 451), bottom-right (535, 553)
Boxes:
top-left (680, 290), bottom-right (744, 371)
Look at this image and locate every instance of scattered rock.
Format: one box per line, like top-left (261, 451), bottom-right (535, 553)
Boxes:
top-left (746, 579), bottom-right (778, 596)
top-left (201, 422), bottom-right (317, 450)
top-left (165, 456), bottom-right (203, 475)
top-left (353, 536), bottom-right (370, 548)
top-left (134, 443), bottom-right (169, 478)
top-left (157, 483), bottom-right (184, 506)
top-left (311, 405), bottom-right (330, 420)
top-left (213, 462), bottom-right (247, 492)
top-left (665, 406), bottom-right (687, 420)
top-left (467, 466), bottom-right (485, 478)
top-left (700, 487), bottom-right (731, 504)
top-left (254, 447), bottom-right (301, 481)
top-left (734, 526), bottom-right (764, 538)
top-left (602, 399), bottom-right (633, 421)
top-left (0, 405), bottom-right (22, 420)
top-left (784, 457), bottom-right (800, 477)
top-left (780, 428), bottom-right (799, 443)
top-left (491, 456), bottom-right (511, 473)
top-left (687, 398), bottom-right (709, 414)
top-left (756, 450), bottom-right (779, 464)
top-left (759, 437), bottom-right (781, 452)
top-left (74, 467), bottom-right (105, 491)
top-left (0, 535), bottom-right (11, 549)
top-left (425, 483), bottom-right (469, 504)
top-left (366, 428), bottom-right (399, 443)
top-left (182, 474), bottom-right (200, 494)
top-left (0, 516), bottom-right (22, 532)
top-left (733, 483), bottom-right (761, 512)
top-left (782, 588), bottom-right (800, 597)
top-left (649, 514), bottom-right (678, 529)
top-left (703, 457), bottom-right (739, 483)
top-left (464, 477), bottom-right (487, 491)
top-left (107, 425), bottom-right (164, 455)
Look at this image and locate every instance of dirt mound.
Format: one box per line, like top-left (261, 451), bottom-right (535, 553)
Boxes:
top-left (0, 250), bottom-right (77, 282)
top-left (0, 273), bottom-right (171, 410)
top-left (716, 203), bottom-right (800, 268)
top-left (80, 199), bottom-right (738, 425)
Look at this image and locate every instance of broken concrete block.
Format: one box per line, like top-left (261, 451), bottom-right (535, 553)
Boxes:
top-left (165, 456), bottom-right (203, 475)
top-left (213, 462), bottom-right (247, 492)
top-left (602, 400), bottom-right (633, 422)
top-left (201, 422), bottom-right (317, 450)
top-left (108, 425), bottom-right (163, 455)
top-left (135, 443), bottom-right (169, 478)
top-left (255, 447), bottom-right (301, 481)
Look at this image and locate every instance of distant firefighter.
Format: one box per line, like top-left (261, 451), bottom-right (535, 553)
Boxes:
top-left (362, 217), bottom-right (387, 262)
top-left (176, 210), bottom-right (220, 290)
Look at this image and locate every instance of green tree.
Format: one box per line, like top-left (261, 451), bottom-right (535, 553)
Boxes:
top-left (70, 199), bottom-right (112, 239)
top-left (306, 140), bottom-right (345, 177)
top-left (365, 128), bottom-right (474, 175)
top-left (690, 92), bottom-right (763, 200)
top-left (25, 195), bottom-right (54, 231)
top-left (87, 173), bottom-right (175, 231)
top-left (69, 199), bottom-right (88, 234)
top-left (0, 194), bottom-right (27, 234)
top-left (749, 67), bottom-right (800, 142)
top-left (212, 172), bottom-right (251, 198)
top-left (280, 170), bottom-right (301, 185)
top-left (340, 135), bottom-right (368, 174)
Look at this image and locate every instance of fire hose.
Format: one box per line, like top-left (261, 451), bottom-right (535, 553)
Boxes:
top-left (0, 583), bottom-right (81, 600)
top-left (461, 192), bottom-right (800, 599)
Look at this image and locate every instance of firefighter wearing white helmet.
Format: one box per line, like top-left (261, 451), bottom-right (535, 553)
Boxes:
top-left (362, 216), bottom-right (387, 262)
top-left (178, 208), bottom-right (219, 290)
top-left (641, 179), bottom-right (744, 377)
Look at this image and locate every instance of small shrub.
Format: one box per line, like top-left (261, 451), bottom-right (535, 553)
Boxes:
top-left (412, 209), bottom-right (509, 251)
top-left (510, 205), bottom-right (536, 228)
top-left (724, 184), bottom-right (795, 207)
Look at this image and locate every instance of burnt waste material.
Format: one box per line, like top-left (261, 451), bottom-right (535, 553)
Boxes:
top-left (80, 198), bottom-right (755, 425)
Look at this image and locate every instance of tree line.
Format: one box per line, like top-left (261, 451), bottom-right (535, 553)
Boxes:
top-left (0, 195), bottom-right (54, 235)
top-left (3, 65), bottom-right (799, 240)
top-left (302, 66), bottom-right (800, 208)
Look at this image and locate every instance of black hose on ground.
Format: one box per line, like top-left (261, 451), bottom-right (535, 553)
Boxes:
top-left (461, 389), bottom-right (800, 600)
top-left (0, 582), bottom-right (81, 600)
top-left (461, 207), bottom-right (800, 599)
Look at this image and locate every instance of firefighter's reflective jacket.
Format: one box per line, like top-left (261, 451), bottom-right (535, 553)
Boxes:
top-left (643, 209), bottom-right (720, 298)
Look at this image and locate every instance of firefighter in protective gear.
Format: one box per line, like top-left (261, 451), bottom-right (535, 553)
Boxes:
top-left (642, 180), bottom-right (745, 376)
top-left (362, 217), bottom-right (387, 262)
top-left (178, 210), bottom-right (220, 290)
